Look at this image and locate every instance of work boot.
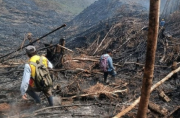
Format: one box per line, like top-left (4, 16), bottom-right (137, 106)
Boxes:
top-left (110, 77), bottom-right (116, 85)
top-left (47, 96), bottom-right (53, 106)
top-left (104, 78), bottom-right (107, 83)
top-left (104, 79), bottom-right (109, 85)
top-left (112, 76), bottom-right (116, 82)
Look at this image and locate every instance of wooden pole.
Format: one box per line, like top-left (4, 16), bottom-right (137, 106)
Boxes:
top-left (137, 0), bottom-right (160, 117)
top-left (93, 25), bottom-right (114, 55)
top-left (56, 44), bottom-right (73, 52)
top-left (0, 24), bottom-right (66, 60)
top-left (38, 44), bottom-right (73, 52)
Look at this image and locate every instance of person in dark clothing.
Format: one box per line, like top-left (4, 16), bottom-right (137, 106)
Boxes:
top-left (53, 38), bottom-right (65, 68)
top-left (44, 41), bottom-right (54, 62)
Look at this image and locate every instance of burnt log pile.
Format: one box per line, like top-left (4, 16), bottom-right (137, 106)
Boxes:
top-left (0, 17), bottom-right (180, 118)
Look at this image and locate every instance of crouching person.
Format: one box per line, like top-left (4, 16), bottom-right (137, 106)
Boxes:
top-left (100, 49), bottom-right (116, 84)
top-left (20, 45), bottom-right (53, 106)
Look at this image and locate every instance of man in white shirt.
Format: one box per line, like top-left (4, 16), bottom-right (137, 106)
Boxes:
top-left (20, 45), bottom-right (54, 106)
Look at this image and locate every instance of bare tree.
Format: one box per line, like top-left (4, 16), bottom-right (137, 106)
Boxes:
top-left (137, 0), bottom-right (160, 118)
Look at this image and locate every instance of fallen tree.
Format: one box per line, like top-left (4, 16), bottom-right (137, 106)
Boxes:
top-left (148, 101), bottom-right (168, 116)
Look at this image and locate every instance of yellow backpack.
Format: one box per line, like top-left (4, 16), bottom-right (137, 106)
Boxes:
top-left (29, 56), bottom-right (52, 90)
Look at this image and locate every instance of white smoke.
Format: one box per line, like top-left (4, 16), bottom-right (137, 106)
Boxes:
top-left (118, 0), bottom-right (179, 17)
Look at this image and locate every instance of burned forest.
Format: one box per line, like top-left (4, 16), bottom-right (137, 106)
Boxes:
top-left (0, 0), bottom-right (180, 118)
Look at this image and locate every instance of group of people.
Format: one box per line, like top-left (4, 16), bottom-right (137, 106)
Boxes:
top-left (20, 43), bottom-right (117, 106)
top-left (20, 18), bottom-right (166, 106)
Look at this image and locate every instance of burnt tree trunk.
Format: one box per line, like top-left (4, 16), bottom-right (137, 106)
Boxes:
top-left (137, 0), bottom-right (160, 118)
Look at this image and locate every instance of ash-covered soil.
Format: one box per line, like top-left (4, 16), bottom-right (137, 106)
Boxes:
top-left (0, 1), bottom-right (180, 118)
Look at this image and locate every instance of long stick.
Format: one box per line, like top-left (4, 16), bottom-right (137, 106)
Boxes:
top-left (93, 25), bottom-right (114, 55)
top-left (64, 58), bottom-right (168, 68)
top-left (3, 42), bottom-right (72, 61)
top-left (38, 44), bottom-right (73, 52)
top-left (0, 24), bottom-right (66, 60)
top-left (137, 0), bottom-right (160, 117)
top-left (56, 44), bottom-right (73, 52)
top-left (20, 34), bottom-right (27, 49)
top-left (113, 66), bottom-right (180, 118)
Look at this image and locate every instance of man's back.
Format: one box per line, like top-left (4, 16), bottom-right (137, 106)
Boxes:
top-left (100, 50), bottom-right (116, 84)
top-left (160, 20), bottom-right (165, 26)
top-left (100, 54), bottom-right (114, 72)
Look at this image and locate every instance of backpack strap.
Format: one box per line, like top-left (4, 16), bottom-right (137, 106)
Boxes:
top-left (102, 54), bottom-right (109, 58)
top-left (29, 61), bottom-right (37, 66)
top-left (39, 56), bottom-right (43, 65)
top-left (102, 55), bottom-right (109, 60)
top-left (29, 61), bottom-right (38, 80)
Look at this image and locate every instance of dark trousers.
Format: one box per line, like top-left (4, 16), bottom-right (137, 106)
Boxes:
top-left (104, 70), bottom-right (116, 82)
top-left (53, 53), bottom-right (64, 68)
top-left (26, 86), bottom-right (53, 106)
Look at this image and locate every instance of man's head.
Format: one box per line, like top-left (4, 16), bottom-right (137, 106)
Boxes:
top-left (59, 37), bottom-right (65, 45)
top-left (106, 49), bottom-right (112, 56)
top-left (162, 19), bottom-right (164, 21)
top-left (25, 45), bottom-right (37, 58)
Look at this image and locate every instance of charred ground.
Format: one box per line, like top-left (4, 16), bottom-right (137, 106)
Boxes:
top-left (0, 0), bottom-right (180, 118)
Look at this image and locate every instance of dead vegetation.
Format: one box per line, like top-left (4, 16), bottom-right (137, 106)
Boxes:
top-left (0, 3), bottom-right (180, 118)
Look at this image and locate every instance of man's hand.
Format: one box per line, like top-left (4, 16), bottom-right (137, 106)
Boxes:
top-left (22, 94), bottom-right (28, 100)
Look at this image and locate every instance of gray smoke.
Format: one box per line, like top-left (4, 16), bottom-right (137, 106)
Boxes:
top-left (121, 0), bottom-right (180, 17)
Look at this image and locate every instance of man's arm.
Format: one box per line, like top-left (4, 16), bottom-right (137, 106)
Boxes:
top-left (48, 60), bottom-right (53, 69)
top-left (20, 64), bottom-right (31, 96)
top-left (108, 57), bottom-right (115, 71)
